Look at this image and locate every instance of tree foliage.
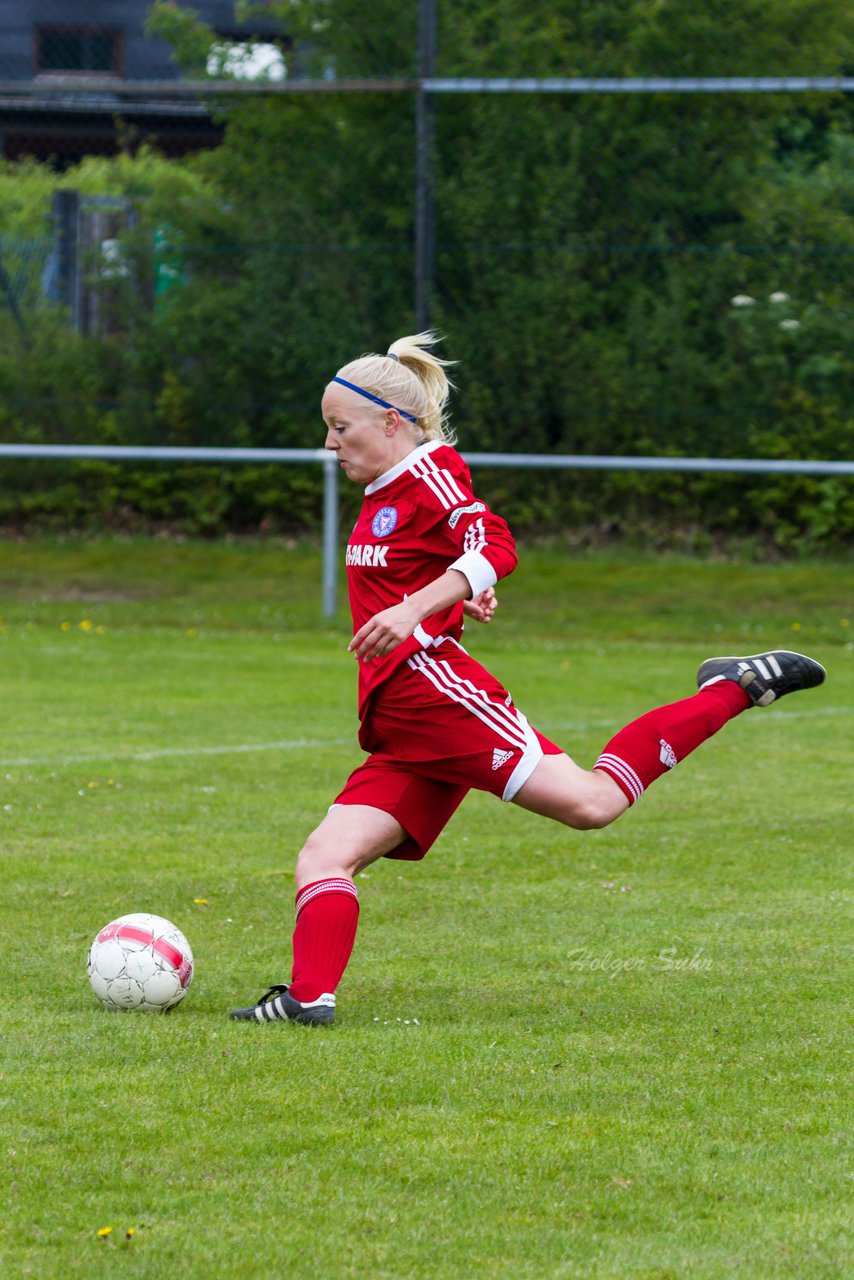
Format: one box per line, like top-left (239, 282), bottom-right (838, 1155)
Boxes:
top-left (0, 0), bottom-right (852, 545)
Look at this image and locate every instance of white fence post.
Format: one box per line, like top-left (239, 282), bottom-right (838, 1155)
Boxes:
top-left (322, 452), bottom-right (339, 619)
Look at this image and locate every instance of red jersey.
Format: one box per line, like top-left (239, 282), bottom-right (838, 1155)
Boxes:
top-left (346, 440), bottom-right (518, 720)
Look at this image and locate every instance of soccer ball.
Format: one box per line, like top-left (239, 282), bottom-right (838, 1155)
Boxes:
top-left (87, 913), bottom-right (194, 1012)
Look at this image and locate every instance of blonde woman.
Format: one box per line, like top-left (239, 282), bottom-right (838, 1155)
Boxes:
top-left (231, 333), bottom-right (825, 1025)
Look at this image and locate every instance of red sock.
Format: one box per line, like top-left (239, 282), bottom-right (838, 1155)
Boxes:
top-left (289, 878), bottom-right (359, 1002)
top-left (594, 680), bottom-right (751, 804)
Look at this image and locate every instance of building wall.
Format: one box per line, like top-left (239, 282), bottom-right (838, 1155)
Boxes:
top-left (0, 2), bottom-right (282, 81)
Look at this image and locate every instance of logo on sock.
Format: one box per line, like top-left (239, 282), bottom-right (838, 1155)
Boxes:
top-left (659, 738), bottom-right (678, 769)
top-left (492, 748), bottom-right (514, 771)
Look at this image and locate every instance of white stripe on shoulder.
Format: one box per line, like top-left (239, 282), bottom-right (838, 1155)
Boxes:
top-left (412, 458), bottom-right (456, 509)
top-left (420, 451), bottom-right (468, 504)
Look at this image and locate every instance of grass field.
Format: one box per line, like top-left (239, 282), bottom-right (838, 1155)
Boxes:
top-left (1, 538), bottom-right (851, 1279)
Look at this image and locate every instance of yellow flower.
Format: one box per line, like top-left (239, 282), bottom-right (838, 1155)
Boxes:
top-left (193, 897), bottom-right (209, 906)
top-left (97, 1226), bottom-right (112, 1239)
top-left (791, 621), bottom-right (802, 632)
top-left (61, 622), bottom-right (71, 632)
top-left (79, 619), bottom-right (92, 632)
top-left (125, 1227), bottom-right (136, 1240)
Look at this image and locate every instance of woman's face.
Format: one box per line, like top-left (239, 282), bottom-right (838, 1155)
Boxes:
top-left (321, 383), bottom-right (410, 485)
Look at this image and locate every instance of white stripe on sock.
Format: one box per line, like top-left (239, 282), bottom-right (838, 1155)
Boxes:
top-left (295, 878), bottom-right (358, 919)
top-left (594, 753), bottom-right (644, 804)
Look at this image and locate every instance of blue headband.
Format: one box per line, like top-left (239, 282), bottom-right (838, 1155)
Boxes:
top-left (331, 376), bottom-right (417, 424)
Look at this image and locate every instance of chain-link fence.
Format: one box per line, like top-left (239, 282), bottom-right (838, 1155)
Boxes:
top-left (0, 2), bottom-right (852, 547)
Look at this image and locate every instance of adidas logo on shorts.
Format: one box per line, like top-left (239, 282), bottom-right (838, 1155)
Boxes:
top-left (492, 748), bottom-right (514, 771)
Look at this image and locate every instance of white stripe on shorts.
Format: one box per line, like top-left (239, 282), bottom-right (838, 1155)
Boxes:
top-left (430, 654), bottom-right (531, 746)
top-left (407, 651), bottom-right (529, 751)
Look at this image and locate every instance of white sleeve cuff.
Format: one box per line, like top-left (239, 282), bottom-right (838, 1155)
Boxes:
top-left (447, 550), bottom-right (497, 598)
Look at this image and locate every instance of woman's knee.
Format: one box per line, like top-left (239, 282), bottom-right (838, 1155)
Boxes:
top-left (560, 792), bottom-right (619, 830)
top-left (294, 804), bottom-right (407, 889)
top-left (513, 755), bottom-right (629, 830)
top-left (295, 830), bottom-right (350, 884)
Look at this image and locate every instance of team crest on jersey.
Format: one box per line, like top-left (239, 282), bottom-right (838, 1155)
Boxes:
top-left (372, 506), bottom-right (398, 538)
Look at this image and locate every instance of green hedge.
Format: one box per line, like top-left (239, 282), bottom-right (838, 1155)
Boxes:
top-left (0, 2), bottom-right (852, 551)
top-left (1, 460), bottom-right (851, 555)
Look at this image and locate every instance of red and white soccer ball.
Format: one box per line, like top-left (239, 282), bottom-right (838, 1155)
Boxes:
top-left (87, 913), bottom-right (194, 1012)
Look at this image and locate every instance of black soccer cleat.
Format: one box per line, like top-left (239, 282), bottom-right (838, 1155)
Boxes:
top-left (229, 984), bottom-right (335, 1026)
top-left (697, 649), bottom-right (826, 708)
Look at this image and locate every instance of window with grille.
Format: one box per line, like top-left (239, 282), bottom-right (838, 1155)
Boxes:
top-left (36, 28), bottom-right (122, 76)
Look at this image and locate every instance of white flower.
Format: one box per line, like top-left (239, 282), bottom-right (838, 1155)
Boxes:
top-left (769, 291), bottom-right (790, 303)
top-left (780, 319), bottom-right (800, 331)
top-left (730, 294), bottom-right (755, 307)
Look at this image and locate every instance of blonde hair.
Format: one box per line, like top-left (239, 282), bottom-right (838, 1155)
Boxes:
top-left (335, 331), bottom-right (456, 444)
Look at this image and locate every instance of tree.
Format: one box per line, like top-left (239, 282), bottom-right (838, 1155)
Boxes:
top-left (0, 0), bottom-right (852, 544)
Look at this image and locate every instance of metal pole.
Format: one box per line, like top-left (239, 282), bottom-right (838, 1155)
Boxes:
top-left (0, 250), bottom-right (29, 345)
top-left (415, 0), bottom-right (437, 329)
top-left (53, 189), bottom-right (80, 329)
top-left (322, 452), bottom-right (339, 619)
top-left (0, 443), bottom-right (851, 475)
top-left (1, 75), bottom-right (851, 96)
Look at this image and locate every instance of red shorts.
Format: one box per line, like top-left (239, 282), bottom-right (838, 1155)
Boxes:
top-left (333, 640), bottom-right (562, 860)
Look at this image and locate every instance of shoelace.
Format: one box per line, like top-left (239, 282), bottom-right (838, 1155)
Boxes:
top-left (258, 985), bottom-right (289, 1004)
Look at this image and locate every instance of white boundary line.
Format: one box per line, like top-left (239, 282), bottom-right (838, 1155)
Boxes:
top-left (0, 737), bottom-right (351, 769)
top-left (0, 706), bottom-right (846, 770)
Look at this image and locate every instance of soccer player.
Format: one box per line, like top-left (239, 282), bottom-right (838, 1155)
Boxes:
top-left (231, 333), bottom-right (826, 1026)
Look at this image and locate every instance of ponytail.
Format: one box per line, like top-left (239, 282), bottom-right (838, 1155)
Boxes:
top-left (334, 331), bottom-right (456, 444)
